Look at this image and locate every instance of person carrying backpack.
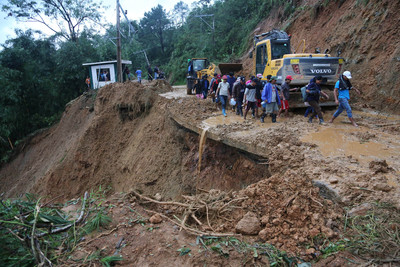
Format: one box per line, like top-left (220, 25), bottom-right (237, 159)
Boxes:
top-left (305, 76), bottom-right (329, 124)
top-left (328, 71), bottom-right (362, 127)
top-left (210, 75), bottom-right (221, 102)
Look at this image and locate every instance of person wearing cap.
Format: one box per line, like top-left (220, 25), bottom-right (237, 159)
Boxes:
top-left (243, 78), bottom-right (258, 120)
top-left (260, 76), bottom-right (281, 123)
top-left (305, 76), bottom-right (329, 124)
top-left (278, 75), bottom-right (299, 118)
top-left (328, 71), bottom-right (361, 127)
top-left (232, 76), bottom-right (246, 116)
top-left (216, 75), bottom-right (231, 117)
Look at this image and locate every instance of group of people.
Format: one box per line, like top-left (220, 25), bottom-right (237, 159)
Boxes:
top-left (124, 67), bottom-right (143, 83)
top-left (124, 65), bottom-right (165, 83)
top-left (194, 71), bottom-right (361, 126)
top-left (147, 65), bottom-right (164, 81)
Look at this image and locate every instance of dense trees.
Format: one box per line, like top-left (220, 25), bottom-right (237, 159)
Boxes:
top-left (0, 0), bottom-right (293, 162)
top-left (2, 0), bottom-right (103, 42)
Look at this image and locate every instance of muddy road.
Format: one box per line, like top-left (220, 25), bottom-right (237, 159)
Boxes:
top-left (167, 86), bottom-right (400, 208)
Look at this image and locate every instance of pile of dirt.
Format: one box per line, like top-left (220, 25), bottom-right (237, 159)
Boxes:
top-left (233, 169), bottom-right (342, 255)
top-left (0, 81), bottom-right (269, 202)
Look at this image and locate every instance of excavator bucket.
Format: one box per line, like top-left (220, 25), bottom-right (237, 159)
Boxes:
top-left (218, 63), bottom-right (242, 75)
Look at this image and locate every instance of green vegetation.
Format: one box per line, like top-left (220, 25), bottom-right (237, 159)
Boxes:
top-left (0, 187), bottom-right (115, 266)
top-left (196, 236), bottom-right (302, 266)
top-left (309, 202), bottom-right (400, 264)
top-left (0, 0), bottom-right (299, 161)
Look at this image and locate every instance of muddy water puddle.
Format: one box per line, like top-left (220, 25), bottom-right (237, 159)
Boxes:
top-left (202, 113), bottom-right (275, 129)
top-left (353, 109), bottom-right (400, 122)
top-left (301, 126), bottom-right (400, 167)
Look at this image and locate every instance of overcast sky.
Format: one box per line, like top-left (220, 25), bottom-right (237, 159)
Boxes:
top-left (0, 0), bottom-right (196, 45)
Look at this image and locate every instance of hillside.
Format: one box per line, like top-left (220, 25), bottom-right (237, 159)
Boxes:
top-left (1, 0), bottom-right (400, 265)
top-left (241, 0), bottom-right (400, 111)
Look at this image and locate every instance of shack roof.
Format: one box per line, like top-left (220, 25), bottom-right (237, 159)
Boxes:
top-left (82, 60), bottom-right (132, 66)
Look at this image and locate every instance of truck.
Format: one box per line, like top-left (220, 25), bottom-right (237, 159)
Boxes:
top-left (251, 30), bottom-right (345, 107)
top-left (186, 58), bottom-right (242, 95)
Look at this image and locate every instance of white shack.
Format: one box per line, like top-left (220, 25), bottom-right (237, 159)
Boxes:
top-left (82, 60), bottom-right (132, 89)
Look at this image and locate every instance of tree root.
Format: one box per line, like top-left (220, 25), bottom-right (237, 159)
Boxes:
top-left (131, 189), bottom-right (248, 235)
top-left (144, 209), bottom-right (239, 237)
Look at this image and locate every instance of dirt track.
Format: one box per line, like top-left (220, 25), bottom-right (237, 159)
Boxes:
top-left (1, 81), bottom-right (399, 264)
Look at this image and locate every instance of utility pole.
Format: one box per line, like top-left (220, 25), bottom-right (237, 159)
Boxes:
top-left (116, 0), bottom-right (122, 82)
top-left (194, 14), bottom-right (215, 58)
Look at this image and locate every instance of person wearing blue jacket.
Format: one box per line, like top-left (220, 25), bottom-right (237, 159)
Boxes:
top-left (260, 76), bottom-right (281, 123)
top-left (328, 71), bottom-right (361, 127)
top-left (305, 76), bottom-right (329, 124)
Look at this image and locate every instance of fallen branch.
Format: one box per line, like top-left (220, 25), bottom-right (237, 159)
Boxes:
top-left (218, 197), bottom-right (248, 213)
top-left (310, 197), bottom-right (324, 207)
top-left (144, 209), bottom-right (239, 237)
top-left (7, 228), bottom-right (24, 242)
top-left (131, 190), bottom-right (191, 208)
top-left (37, 192), bottom-right (88, 238)
top-left (191, 214), bottom-right (203, 226)
top-left (35, 238), bottom-right (53, 266)
top-left (41, 194), bottom-right (64, 208)
top-left (199, 200), bottom-right (215, 232)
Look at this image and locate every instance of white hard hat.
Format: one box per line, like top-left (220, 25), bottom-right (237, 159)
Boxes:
top-left (343, 71), bottom-right (352, 79)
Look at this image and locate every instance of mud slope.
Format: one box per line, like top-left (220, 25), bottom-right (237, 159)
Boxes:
top-left (242, 0), bottom-right (400, 111)
top-left (0, 81), bottom-right (268, 200)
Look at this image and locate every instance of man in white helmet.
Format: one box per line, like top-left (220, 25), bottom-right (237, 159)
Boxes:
top-left (328, 71), bottom-right (362, 127)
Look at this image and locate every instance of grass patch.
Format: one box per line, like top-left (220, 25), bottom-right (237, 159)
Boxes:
top-left (196, 236), bottom-right (307, 266)
top-left (0, 186), bottom-right (115, 266)
top-left (309, 202), bottom-right (400, 264)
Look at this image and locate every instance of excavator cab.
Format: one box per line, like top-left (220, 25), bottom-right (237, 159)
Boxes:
top-left (186, 58), bottom-right (213, 95)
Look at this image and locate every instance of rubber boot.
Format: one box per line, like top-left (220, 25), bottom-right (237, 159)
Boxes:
top-left (319, 118), bottom-right (325, 125)
top-left (308, 117), bottom-right (313, 123)
top-left (272, 114), bottom-right (277, 123)
top-left (260, 113), bottom-right (265, 123)
top-left (222, 108), bottom-right (227, 117)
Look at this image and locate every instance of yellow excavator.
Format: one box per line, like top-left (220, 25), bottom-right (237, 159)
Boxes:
top-left (250, 30), bottom-right (345, 107)
top-left (186, 58), bottom-right (215, 95)
top-left (186, 58), bottom-right (242, 95)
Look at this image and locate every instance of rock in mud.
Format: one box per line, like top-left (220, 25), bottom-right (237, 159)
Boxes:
top-left (235, 212), bottom-right (261, 235)
top-left (369, 160), bottom-right (392, 174)
top-left (149, 214), bottom-right (163, 224)
top-left (312, 180), bottom-right (341, 203)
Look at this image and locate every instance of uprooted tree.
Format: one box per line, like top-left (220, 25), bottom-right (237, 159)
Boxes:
top-left (2, 0), bottom-right (103, 42)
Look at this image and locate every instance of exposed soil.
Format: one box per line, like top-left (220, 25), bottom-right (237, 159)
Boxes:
top-left (1, 1), bottom-right (400, 265)
top-left (241, 0), bottom-right (400, 113)
top-left (1, 79), bottom-right (399, 265)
